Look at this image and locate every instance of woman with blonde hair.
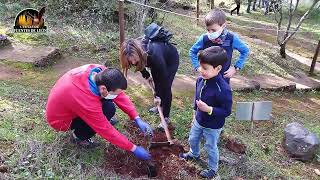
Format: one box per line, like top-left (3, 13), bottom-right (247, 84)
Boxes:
top-left (120, 25), bottom-right (179, 127)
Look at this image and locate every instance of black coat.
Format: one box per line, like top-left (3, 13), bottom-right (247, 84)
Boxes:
top-left (140, 40), bottom-right (179, 118)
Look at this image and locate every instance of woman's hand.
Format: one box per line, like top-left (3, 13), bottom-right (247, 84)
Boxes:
top-left (154, 96), bottom-right (161, 106)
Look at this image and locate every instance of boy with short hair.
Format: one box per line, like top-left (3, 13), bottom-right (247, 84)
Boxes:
top-left (190, 8), bottom-right (249, 84)
top-left (180, 46), bottom-right (232, 178)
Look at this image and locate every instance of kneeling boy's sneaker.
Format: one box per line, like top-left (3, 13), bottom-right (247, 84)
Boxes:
top-left (109, 117), bottom-right (119, 126)
top-left (149, 106), bottom-right (159, 114)
top-left (71, 135), bottom-right (99, 149)
top-left (200, 169), bottom-right (218, 179)
top-left (179, 152), bottom-right (200, 161)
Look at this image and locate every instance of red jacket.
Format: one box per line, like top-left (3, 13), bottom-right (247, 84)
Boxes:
top-left (46, 64), bottom-right (138, 151)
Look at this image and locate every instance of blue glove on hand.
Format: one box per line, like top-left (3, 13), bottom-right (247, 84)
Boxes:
top-left (134, 117), bottom-right (153, 136)
top-left (133, 146), bottom-right (151, 160)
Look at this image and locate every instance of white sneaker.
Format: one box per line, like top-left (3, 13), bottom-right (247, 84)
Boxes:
top-left (157, 117), bottom-right (170, 129)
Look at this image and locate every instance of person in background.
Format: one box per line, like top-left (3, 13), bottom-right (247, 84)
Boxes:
top-left (231, 0), bottom-right (241, 16)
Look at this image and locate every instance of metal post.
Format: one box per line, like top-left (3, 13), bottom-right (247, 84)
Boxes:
top-left (250, 103), bottom-right (255, 133)
top-left (119, 0), bottom-right (125, 49)
top-left (310, 40), bottom-right (320, 75)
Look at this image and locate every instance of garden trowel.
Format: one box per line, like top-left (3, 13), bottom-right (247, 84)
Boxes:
top-left (147, 78), bottom-right (174, 148)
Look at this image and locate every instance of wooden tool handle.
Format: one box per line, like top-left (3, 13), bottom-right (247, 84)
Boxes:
top-left (157, 105), bottom-right (173, 144)
top-left (148, 78), bottom-right (173, 144)
top-left (148, 78), bottom-right (156, 97)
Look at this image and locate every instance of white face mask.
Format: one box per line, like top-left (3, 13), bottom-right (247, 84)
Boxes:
top-left (208, 26), bottom-right (225, 40)
top-left (104, 94), bottom-right (118, 100)
top-left (208, 31), bottom-right (221, 40)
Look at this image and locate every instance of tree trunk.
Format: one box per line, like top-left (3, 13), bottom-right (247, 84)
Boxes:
top-left (310, 40), bottom-right (320, 75)
top-left (280, 43), bottom-right (286, 58)
top-left (275, 0), bottom-right (320, 59)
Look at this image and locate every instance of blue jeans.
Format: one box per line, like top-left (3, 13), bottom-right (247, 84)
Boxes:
top-left (188, 120), bottom-right (222, 172)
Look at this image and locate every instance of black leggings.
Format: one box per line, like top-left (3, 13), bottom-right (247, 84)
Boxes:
top-left (70, 99), bottom-right (116, 140)
top-left (152, 48), bottom-right (179, 118)
top-left (160, 63), bottom-right (178, 118)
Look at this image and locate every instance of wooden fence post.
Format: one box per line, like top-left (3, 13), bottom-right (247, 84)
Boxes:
top-left (119, 0), bottom-right (125, 49)
top-left (196, 0), bottom-right (200, 24)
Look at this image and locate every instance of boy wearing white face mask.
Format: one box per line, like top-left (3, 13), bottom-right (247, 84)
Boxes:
top-left (46, 64), bottom-right (153, 161)
top-left (189, 8), bottom-right (249, 84)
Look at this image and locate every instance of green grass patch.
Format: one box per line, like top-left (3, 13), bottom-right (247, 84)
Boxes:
top-left (1, 52), bottom-right (319, 179)
top-left (0, 0), bottom-right (319, 179)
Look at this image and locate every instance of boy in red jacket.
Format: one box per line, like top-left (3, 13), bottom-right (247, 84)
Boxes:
top-left (46, 64), bottom-right (152, 160)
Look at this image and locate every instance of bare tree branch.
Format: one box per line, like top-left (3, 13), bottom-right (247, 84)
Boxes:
top-left (283, 0), bottom-right (320, 44)
top-left (284, 0), bottom-right (294, 43)
top-left (136, 0), bottom-right (150, 35)
top-left (284, 0), bottom-right (299, 45)
top-left (288, 0), bottom-right (293, 20)
top-left (316, 2), bottom-right (320, 10)
top-left (274, 1), bottom-right (283, 45)
top-left (292, 0), bottom-right (300, 14)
